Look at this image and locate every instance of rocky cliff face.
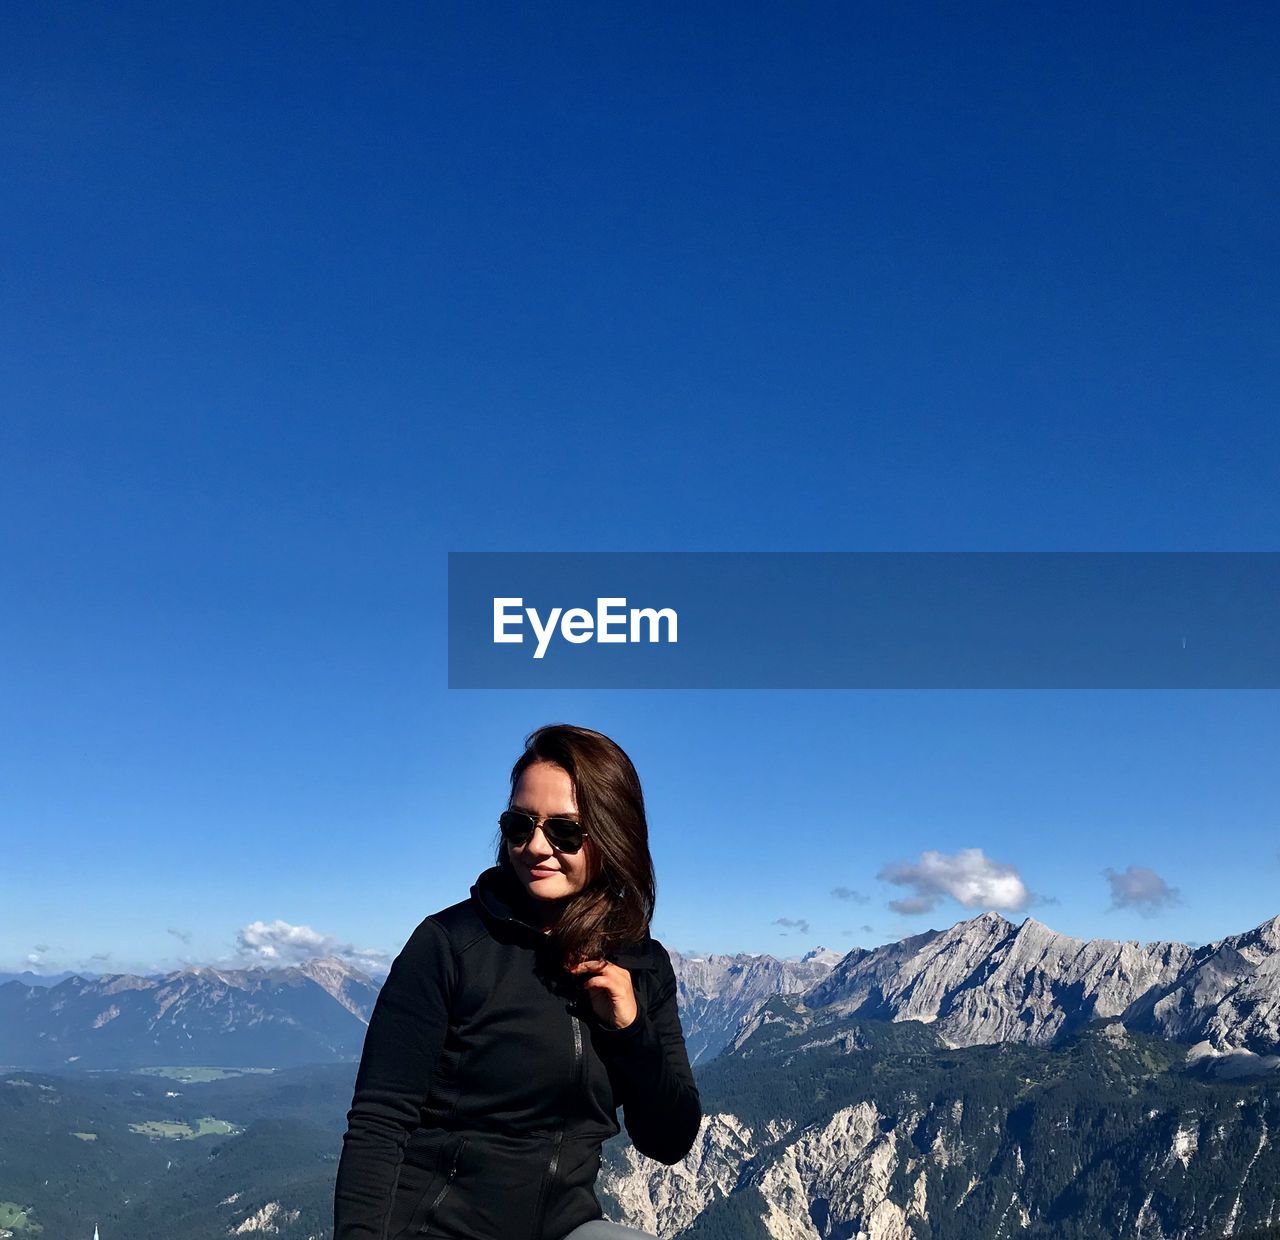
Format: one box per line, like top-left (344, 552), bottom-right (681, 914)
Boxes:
top-left (598, 1013), bottom-right (1280, 1239)
top-left (753, 1101), bottom-right (926, 1240)
top-left (605, 1111), bottom-right (797, 1236)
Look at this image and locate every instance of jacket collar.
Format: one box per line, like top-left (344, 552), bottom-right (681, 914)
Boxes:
top-left (471, 863), bottom-right (550, 940)
top-left (470, 864), bottom-right (657, 970)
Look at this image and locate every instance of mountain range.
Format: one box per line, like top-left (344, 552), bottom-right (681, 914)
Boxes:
top-left (3, 910), bottom-right (1279, 1073)
top-left (784, 911), bottom-right (1280, 1074)
top-left (5, 909), bottom-right (1280, 1238)
top-left (675, 911), bottom-right (1280, 1076)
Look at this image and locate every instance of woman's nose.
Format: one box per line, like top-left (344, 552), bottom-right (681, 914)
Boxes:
top-left (525, 825), bottom-right (554, 856)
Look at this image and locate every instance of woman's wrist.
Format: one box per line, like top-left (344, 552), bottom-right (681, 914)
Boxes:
top-left (591, 1006), bottom-right (646, 1039)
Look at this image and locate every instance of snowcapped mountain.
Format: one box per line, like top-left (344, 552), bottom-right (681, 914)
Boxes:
top-left (797, 946), bottom-right (843, 966)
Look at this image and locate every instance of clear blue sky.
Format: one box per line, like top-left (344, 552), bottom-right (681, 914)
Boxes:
top-left (3, 3), bottom-right (1278, 977)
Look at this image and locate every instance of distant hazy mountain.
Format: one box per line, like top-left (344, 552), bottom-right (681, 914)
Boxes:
top-left (0, 969), bottom-right (99, 987)
top-left (0, 956), bottom-right (379, 1070)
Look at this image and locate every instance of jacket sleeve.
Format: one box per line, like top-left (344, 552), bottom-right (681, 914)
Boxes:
top-left (333, 916), bottom-right (457, 1240)
top-left (589, 941), bottom-right (702, 1165)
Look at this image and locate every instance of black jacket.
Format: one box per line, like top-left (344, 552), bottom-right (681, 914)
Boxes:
top-left (333, 864), bottom-right (702, 1240)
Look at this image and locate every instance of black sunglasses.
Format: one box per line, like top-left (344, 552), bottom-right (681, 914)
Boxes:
top-left (499, 809), bottom-right (589, 854)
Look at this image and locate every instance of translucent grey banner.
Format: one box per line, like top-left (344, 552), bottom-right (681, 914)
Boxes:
top-left (447, 553), bottom-right (1280, 689)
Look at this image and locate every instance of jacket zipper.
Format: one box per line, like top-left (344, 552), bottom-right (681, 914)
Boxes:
top-left (419, 1135), bottom-right (466, 1233)
top-left (531, 1008), bottom-right (582, 1240)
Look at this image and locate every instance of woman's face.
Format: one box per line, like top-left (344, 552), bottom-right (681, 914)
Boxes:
top-left (506, 761), bottom-right (596, 908)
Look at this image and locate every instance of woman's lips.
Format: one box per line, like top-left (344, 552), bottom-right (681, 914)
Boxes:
top-left (528, 866), bottom-right (560, 877)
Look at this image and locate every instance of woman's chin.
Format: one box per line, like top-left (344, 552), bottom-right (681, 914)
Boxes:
top-left (524, 872), bottom-right (578, 902)
top-left (527, 881), bottom-right (567, 900)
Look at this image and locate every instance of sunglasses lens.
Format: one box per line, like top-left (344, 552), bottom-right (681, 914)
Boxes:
top-left (544, 818), bottom-right (584, 853)
top-left (499, 812), bottom-right (585, 854)
top-left (499, 811), bottom-right (534, 846)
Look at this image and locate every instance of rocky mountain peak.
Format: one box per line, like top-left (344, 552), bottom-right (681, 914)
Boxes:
top-left (973, 909), bottom-right (1015, 927)
top-left (296, 955), bottom-right (374, 982)
top-left (1221, 911), bottom-right (1280, 960)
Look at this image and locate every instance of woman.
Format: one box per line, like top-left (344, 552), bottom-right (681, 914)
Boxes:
top-left (333, 723), bottom-right (702, 1240)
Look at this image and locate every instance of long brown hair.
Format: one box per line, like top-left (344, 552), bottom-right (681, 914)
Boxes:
top-left (494, 723), bottom-right (657, 965)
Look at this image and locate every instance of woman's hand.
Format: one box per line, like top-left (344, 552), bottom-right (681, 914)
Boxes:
top-left (566, 958), bottom-right (639, 1031)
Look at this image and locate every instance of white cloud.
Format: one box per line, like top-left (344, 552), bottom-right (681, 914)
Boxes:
top-left (235, 920), bottom-right (389, 975)
top-left (1103, 865), bottom-right (1182, 917)
top-left (878, 847), bottom-right (1031, 915)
